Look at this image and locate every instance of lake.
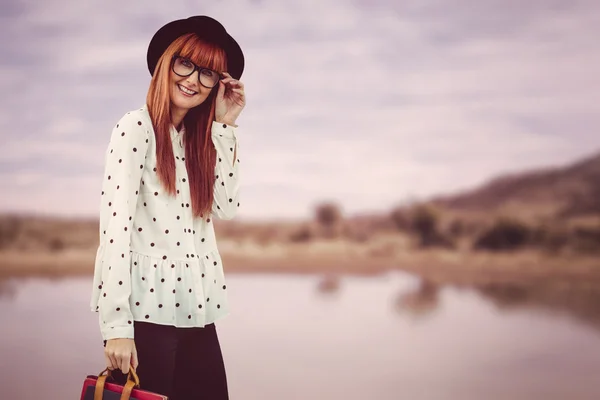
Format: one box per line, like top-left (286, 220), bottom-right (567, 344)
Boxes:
top-left (1, 271), bottom-right (600, 399)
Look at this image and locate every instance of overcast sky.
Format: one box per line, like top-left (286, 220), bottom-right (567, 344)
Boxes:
top-left (0, 0), bottom-right (599, 221)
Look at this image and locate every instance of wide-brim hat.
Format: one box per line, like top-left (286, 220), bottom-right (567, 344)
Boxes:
top-left (147, 15), bottom-right (245, 79)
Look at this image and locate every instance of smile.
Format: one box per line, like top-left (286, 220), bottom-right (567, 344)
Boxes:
top-left (178, 84), bottom-right (198, 96)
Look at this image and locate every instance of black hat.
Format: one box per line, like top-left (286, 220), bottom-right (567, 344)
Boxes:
top-left (147, 16), bottom-right (245, 79)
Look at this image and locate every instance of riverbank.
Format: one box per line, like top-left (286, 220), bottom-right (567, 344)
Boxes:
top-left (2, 239), bottom-right (600, 328)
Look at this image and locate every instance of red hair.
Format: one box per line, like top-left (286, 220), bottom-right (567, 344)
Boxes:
top-left (146, 34), bottom-right (228, 218)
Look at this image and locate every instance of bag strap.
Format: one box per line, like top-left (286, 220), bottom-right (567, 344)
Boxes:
top-left (94, 369), bottom-right (109, 400)
top-left (93, 367), bottom-right (141, 400)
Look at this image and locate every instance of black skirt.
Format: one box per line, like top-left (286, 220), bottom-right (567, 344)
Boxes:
top-left (103, 321), bottom-right (228, 400)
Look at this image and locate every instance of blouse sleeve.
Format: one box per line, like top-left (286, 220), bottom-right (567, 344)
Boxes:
top-left (96, 113), bottom-right (150, 340)
top-left (211, 121), bottom-right (241, 220)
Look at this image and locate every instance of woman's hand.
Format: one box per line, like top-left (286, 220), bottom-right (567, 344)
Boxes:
top-left (105, 338), bottom-right (138, 374)
top-left (215, 72), bottom-right (246, 126)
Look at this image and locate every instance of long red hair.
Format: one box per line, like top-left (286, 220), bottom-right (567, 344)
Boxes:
top-left (146, 34), bottom-right (228, 218)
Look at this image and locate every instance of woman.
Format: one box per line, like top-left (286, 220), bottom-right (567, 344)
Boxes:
top-left (89, 15), bottom-right (245, 399)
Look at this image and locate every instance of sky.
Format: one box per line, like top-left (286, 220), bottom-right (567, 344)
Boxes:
top-left (0, 0), bottom-right (599, 221)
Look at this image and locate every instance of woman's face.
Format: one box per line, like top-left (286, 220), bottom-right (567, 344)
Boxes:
top-left (169, 67), bottom-right (213, 112)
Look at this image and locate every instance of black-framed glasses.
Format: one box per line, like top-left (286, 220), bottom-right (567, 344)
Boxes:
top-left (171, 55), bottom-right (222, 89)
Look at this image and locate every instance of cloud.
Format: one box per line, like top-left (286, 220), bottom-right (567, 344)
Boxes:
top-left (0, 0), bottom-right (599, 220)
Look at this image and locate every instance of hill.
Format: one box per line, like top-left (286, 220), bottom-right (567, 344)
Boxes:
top-left (428, 151), bottom-right (600, 220)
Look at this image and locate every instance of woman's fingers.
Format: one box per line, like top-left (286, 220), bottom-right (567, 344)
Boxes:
top-left (104, 351), bottom-right (115, 371)
top-left (120, 352), bottom-right (131, 374)
top-left (131, 344), bottom-right (139, 369)
top-left (220, 74), bottom-right (244, 89)
top-left (105, 347), bottom-right (118, 370)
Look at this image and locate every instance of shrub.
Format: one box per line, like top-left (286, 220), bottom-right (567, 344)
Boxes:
top-left (0, 216), bottom-right (21, 250)
top-left (531, 223), bottom-right (570, 253)
top-left (314, 202), bottom-right (343, 238)
top-left (289, 225), bottom-right (313, 242)
top-left (390, 207), bottom-right (411, 231)
top-left (314, 202), bottom-right (342, 227)
top-left (570, 226), bottom-right (600, 254)
top-left (473, 217), bottom-right (532, 251)
top-left (411, 204), bottom-right (438, 240)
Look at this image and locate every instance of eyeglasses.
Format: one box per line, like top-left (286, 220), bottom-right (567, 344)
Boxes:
top-left (171, 55), bottom-right (222, 89)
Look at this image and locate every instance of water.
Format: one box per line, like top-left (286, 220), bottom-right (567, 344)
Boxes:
top-left (1, 272), bottom-right (600, 400)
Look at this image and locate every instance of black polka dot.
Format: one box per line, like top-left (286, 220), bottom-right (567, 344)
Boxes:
top-left (161, 278), bottom-right (165, 283)
top-left (223, 285), bottom-right (226, 289)
top-left (145, 315), bottom-right (149, 319)
top-left (158, 304), bottom-right (163, 308)
top-left (137, 121), bottom-right (142, 126)
top-left (150, 288), bottom-right (154, 292)
top-left (176, 303), bottom-right (180, 307)
top-left (116, 307), bottom-right (120, 311)
top-left (136, 302), bottom-right (140, 306)
top-left (118, 281), bottom-right (123, 285)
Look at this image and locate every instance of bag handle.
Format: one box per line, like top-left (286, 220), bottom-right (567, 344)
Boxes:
top-left (94, 367), bottom-right (141, 400)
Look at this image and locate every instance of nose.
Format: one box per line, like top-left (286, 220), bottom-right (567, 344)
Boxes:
top-left (185, 70), bottom-right (200, 88)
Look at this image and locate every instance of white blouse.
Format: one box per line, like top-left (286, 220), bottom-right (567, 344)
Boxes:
top-left (89, 105), bottom-right (240, 341)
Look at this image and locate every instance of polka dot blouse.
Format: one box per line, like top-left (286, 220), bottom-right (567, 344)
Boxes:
top-left (89, 105), bottom-right (240, 341)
